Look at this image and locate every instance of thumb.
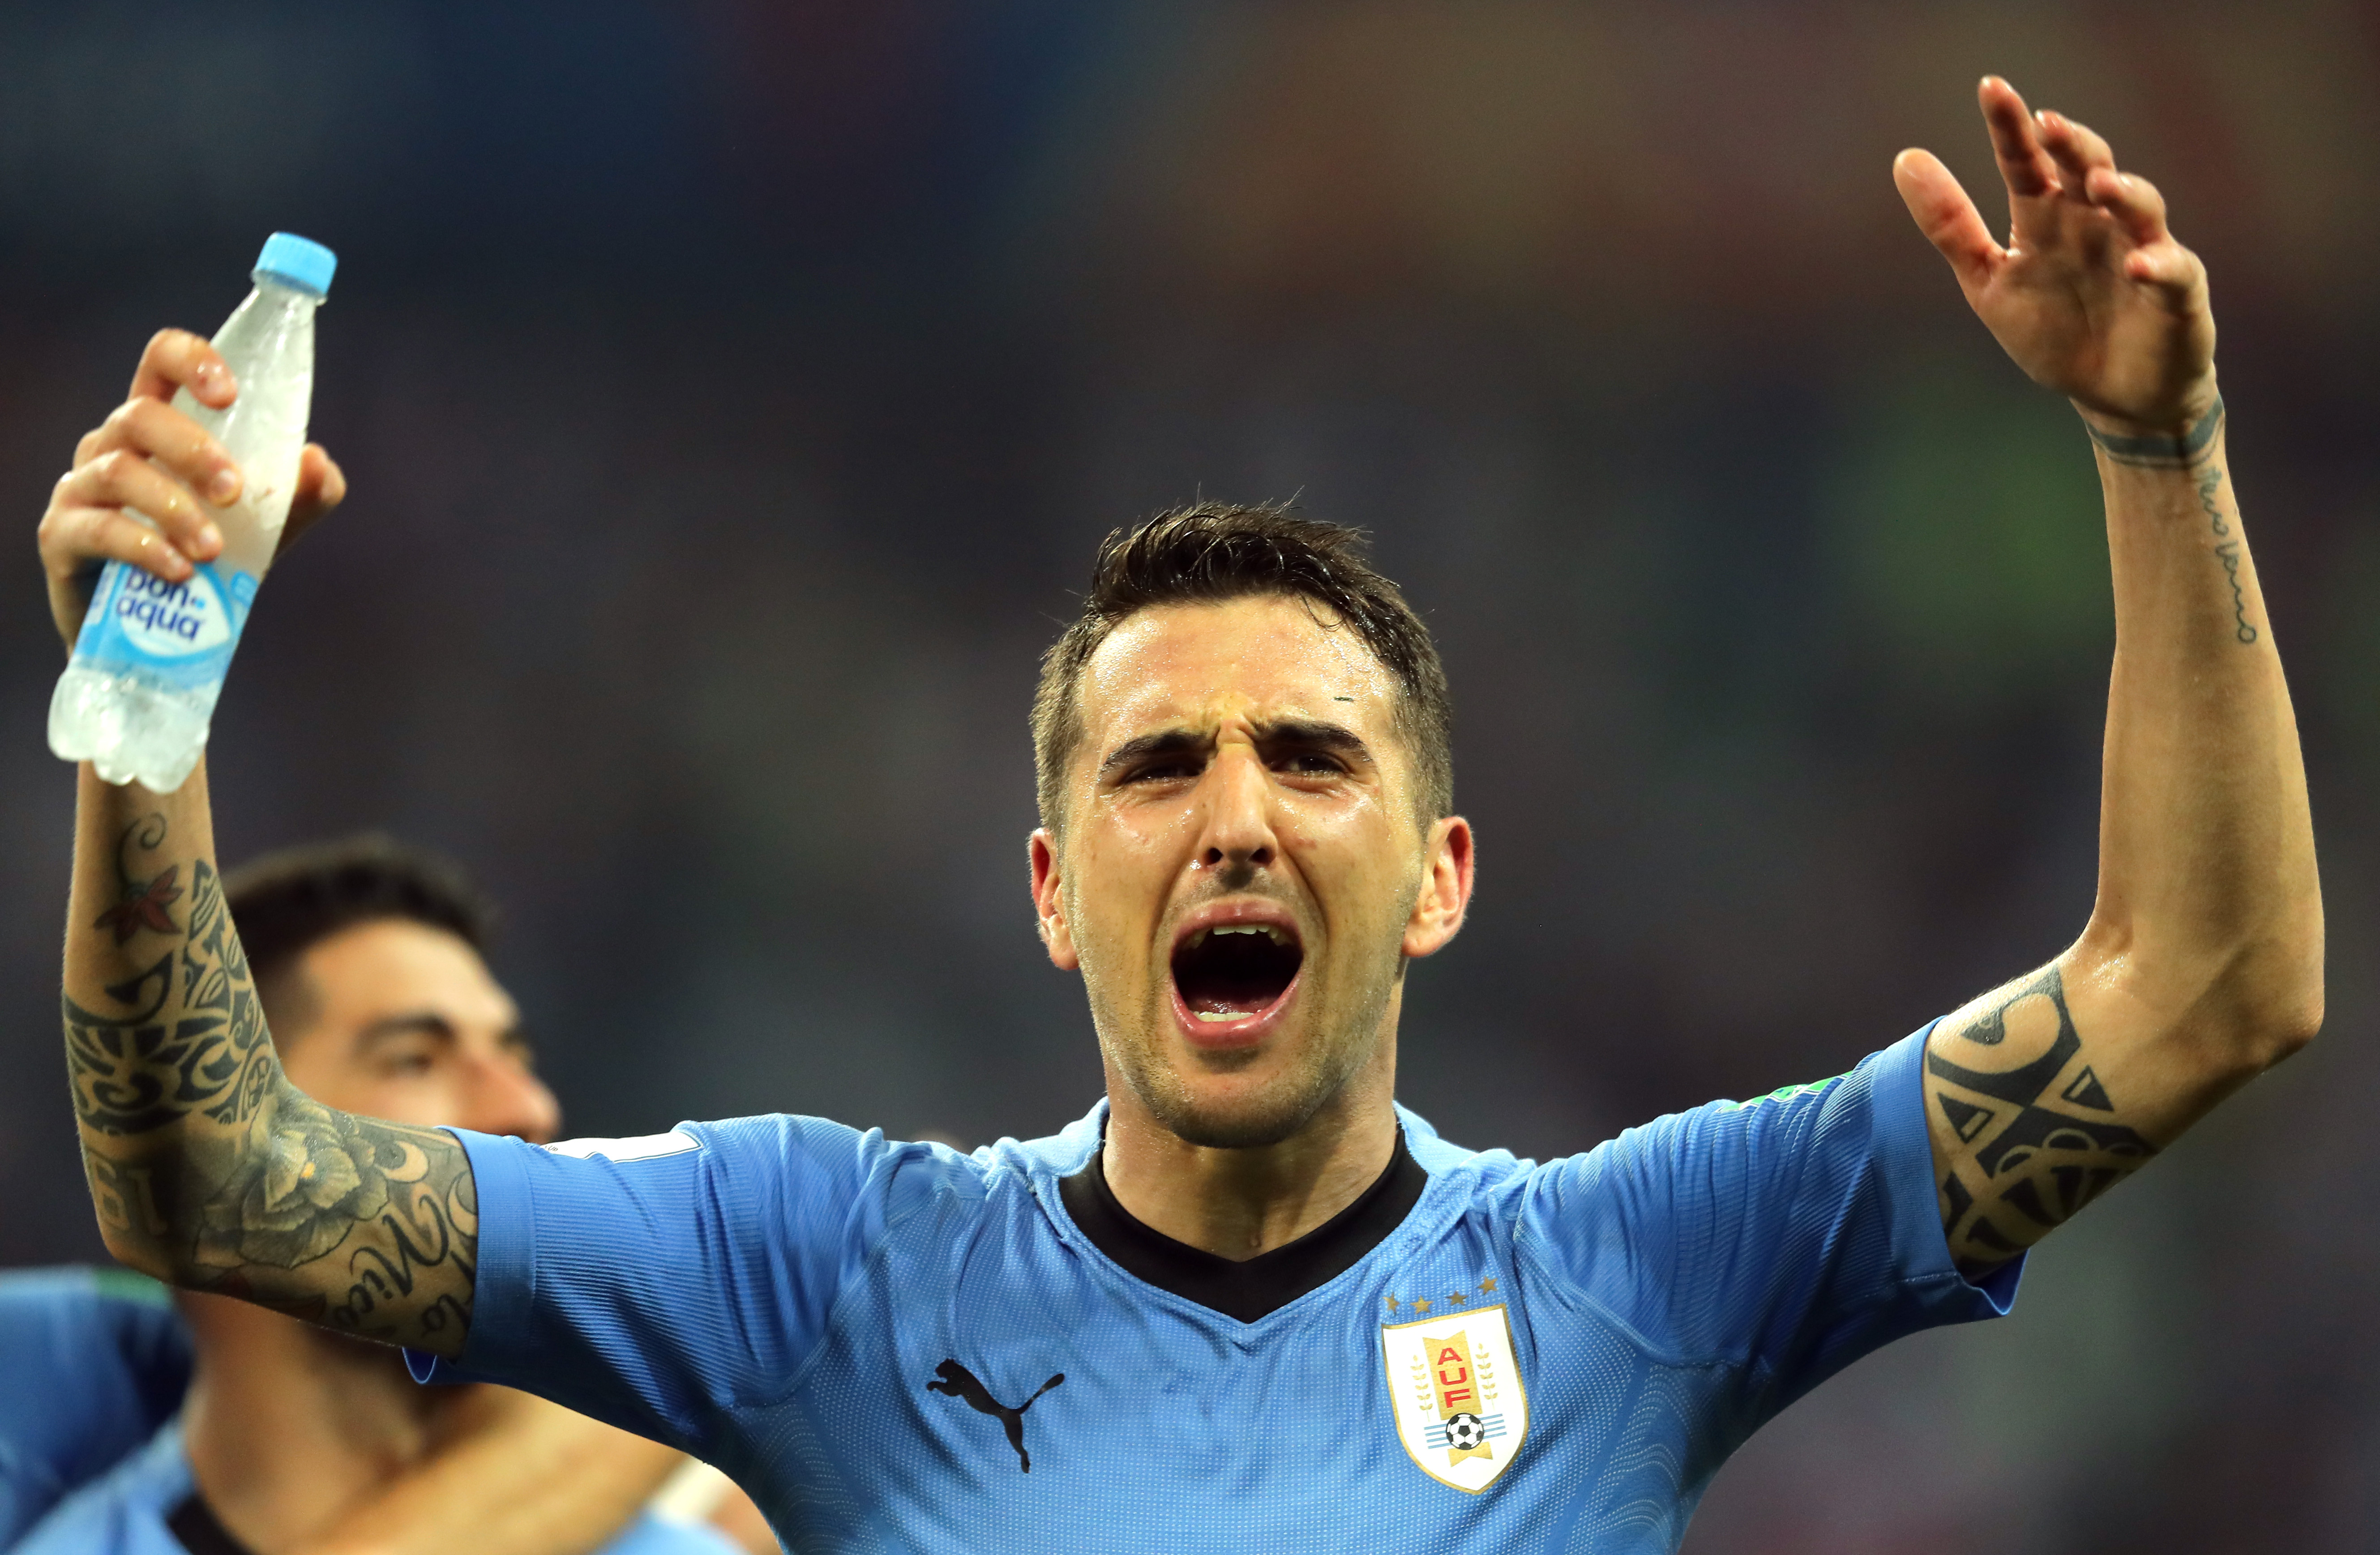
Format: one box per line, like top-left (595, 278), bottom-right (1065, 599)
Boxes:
top-left (275, 444), bottom-right (346, 557)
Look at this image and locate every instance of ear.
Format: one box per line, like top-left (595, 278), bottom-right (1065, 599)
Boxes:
top-left (1401, 815), bottom-right (1474, 959)
top-left (1028, 828), bottom-right (1080, 970)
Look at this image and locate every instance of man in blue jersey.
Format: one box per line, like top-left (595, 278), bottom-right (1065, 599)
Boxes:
top-left (10, 839), bottom-right (761, 1554)
top-left (37, 79), bottom-right (2322, 1551)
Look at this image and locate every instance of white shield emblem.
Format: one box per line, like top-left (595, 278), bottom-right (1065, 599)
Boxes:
top-left (1380, 1302), bottom-right (1528, 1492)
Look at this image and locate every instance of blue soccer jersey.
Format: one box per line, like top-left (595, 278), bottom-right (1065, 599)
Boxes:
top-left (410, 1025), bottom-right (2019, 1553)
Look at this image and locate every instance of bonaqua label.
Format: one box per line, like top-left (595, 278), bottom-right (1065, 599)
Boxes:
top-left (73, 560), bottom-right (259, 690)
top-left (113, 567), bottom-right (237, 657)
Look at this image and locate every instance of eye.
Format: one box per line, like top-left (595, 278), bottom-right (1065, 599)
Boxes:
top-left (1280, 750), bottom-right (1348, 776)
top-left (1126, 756), bottom-right (1202, 784)
top-left (382, 1048), bottom-right (436, 1078)
top-left (375, 1039), bottom-right (440, 1079)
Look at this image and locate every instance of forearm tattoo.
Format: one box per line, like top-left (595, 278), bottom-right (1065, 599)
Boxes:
top-left (2083, 397), bottom-right (2259, 647)
top-left (1925, 966), bottom-right (2157, 1278)
top-left (2193, 461), bottom-right (2258, 645)
top-left (66, 814), bottom-right (477, 1349)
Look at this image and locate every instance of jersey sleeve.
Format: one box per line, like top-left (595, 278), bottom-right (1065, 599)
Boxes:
top-left (1519, 1025), bottom-right (2018, 1416)
top-left (407, 1115), bottom-right (950, 1459)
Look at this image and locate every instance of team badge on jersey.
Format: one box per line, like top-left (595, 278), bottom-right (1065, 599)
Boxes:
top-left (1380, 1302), bottom-right (1528, 1492)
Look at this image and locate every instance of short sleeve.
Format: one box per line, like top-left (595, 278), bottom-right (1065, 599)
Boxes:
top-left (1520, 1025), bottom-right (2019, 1412)
top-left (408, 1115), bottom-right (953, 1459)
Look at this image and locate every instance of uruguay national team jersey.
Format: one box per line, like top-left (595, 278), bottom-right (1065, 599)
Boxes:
top-left (410, 1025), bottom-right (2019, 1553)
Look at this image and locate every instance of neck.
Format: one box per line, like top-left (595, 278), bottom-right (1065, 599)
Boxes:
top-left (179, 1291), bottom-right (452, 1554)
top-left (1100, 1021), bottom-right (1401, 1260)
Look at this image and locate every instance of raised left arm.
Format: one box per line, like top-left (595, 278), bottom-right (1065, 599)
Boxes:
top-left (1895, 78), bottom-right (2322, 1275)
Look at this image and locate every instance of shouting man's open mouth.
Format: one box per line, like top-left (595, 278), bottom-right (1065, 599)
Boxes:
top-left (1169, 908), bottom-right (1304, 1047)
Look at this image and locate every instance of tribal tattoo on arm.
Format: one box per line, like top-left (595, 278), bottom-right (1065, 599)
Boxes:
top-left (65, 813), bottom-right (479, 1353)
top-left (1924, 965), bottom-right (2157, 1278)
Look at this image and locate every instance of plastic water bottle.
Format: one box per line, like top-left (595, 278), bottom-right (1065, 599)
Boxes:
top-left (49, 233), bottom-right (336, 791)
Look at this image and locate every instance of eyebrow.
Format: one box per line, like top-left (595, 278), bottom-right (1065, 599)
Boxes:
top-left (1098, 728), bottom-right (1207, 778)
top-left (1097, 718), bottom-right (1376, 778)
top-left (1260, 718), bottom-right (1374, 762)
top-left (355, 1012), bottom-right (535, 1067)
top-left (355, 1012), bottom-right (460, 1048)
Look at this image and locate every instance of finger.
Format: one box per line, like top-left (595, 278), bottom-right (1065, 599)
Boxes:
top-left (53, 450), bottom-right (227, 564)
top-left (74, 397), bottom-right (242, 507)
top-left (40, 506), bottom-right (197, 585)
top-left (1892, 149), bottom-right (2004, 292)
top-left (2086, 166), bottom-right (2173, 248)
top-left (2036, 111), bottom-right (2115, 203)
top-left (128, 328), bottom-right (236, 410)
top-left (1978, 76), bottom-right (2059, 201)
top-left (278, 444), bottom-right (347, 552)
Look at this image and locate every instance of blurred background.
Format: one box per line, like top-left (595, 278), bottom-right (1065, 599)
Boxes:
top-left (1, 1), bottom-right (2374, 1548)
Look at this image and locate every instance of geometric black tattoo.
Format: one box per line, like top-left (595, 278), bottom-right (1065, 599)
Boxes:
top-left (1926, 965), bottom-right (2157, 1277)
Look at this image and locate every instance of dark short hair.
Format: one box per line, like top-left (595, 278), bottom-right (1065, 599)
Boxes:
top-left (223, 835), bottom-right (495, 1027)
top-left (1031, 502), bottom-right (1452, 831)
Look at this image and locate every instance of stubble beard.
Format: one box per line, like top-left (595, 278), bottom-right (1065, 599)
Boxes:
top-left (1091, 938), bottom-right (1407, 1151)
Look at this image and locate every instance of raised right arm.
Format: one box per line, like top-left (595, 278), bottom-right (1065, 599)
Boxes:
top-left (51, 330), bottom-right (478, 1356)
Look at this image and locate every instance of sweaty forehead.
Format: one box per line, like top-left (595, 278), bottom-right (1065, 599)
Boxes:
top-left (1078, 596), bottom-right (1400, 742)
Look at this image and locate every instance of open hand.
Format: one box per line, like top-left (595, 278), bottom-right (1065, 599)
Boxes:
top-left (38, 328), bottom-right (346, 649)
top-left (1894, 77), bottom-right (2217, 436)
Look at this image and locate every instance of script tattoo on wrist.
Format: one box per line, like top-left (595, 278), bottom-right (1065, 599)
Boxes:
top-left (2194, 463), bottom-right (2259, 645)
top-left (2085, 398), bottom-right (2259, 645)
top-left (65, 813), bottom-right (477, 1347)
top-left (2082, 396), bottom-right (2224, 469)
top-left (1926, 966), bottom-right (2157, 1278)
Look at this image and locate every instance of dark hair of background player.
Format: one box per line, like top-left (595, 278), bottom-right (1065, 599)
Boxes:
top-left (223, 834), bottom-right (496, 1032)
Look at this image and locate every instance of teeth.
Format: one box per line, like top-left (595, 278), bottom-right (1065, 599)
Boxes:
top-left (1206, 924), bottom-right (1290, 945)
top-left (1194, 1010), bottom-right (1243, 1023)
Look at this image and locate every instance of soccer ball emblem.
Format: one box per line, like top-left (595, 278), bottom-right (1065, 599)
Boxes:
top-left (1444, 1413), bottom-right (1486, 1450)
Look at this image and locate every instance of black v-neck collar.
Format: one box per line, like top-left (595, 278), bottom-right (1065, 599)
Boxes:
top-left (1059, 1130), bottom-right (1429, 1323)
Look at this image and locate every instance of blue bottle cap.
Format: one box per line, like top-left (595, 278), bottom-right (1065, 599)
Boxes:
top-left (254, 233), bottom-right (336, 298)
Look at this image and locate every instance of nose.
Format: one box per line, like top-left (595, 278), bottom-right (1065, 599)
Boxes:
top-left (1194, 741), bottom-right (1279, 882)
top-left (462, 1051), bottom-right (563, 1145)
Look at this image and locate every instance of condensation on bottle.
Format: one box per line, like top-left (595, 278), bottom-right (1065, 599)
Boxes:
top-left (48, 233), bottom-right (335, 791)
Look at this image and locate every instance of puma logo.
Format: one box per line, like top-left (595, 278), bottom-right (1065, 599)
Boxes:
top-left (927, 1359), bottom-right (1066, 1473)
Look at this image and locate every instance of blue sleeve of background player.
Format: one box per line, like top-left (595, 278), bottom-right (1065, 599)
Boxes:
top-left (1519, 1025), bottom-right (2019, 1419)
top-left (407, 1116), bottom-right (952, 1461)
top-left (0, 1267), bottom-right (193, 1546)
